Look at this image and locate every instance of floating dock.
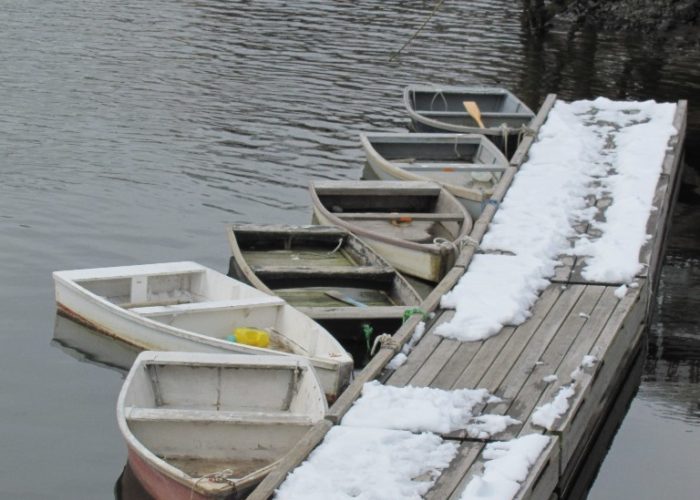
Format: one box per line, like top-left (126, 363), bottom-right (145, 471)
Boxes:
top-left (248, 95), bottom-right (687, 500)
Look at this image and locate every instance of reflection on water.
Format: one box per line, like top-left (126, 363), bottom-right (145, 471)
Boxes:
top-left (644, 250), bottom-right (700, 424)
top-left (114, 464), bottom-right (153, 500)
top-left (0, 0), bottom-right (699, 498)
top-left (52, 314), bottom-right (139, 375)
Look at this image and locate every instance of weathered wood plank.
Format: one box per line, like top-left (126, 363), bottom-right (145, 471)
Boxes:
top-left (475, 285), bottom-right (586, 420)
top-left (386, 311), bottom-right (454, 387)
top-left (558, 339), bottom-right (644, 498)
top-left (424, 442), bottom-right (484, 500)
top-left (246, 419), bottom-right (333, 500)
top-left (499, 285), bottom-right (606, 438)
top-left (408, 338), bottom-right (463, 387)
top-left (430, 339), bottom-right (491, 390)
top-left (420, 266), bottom-right (466, 312)
top-left (661, 100), bottom-right (688, 176)
top-left (518, 286), bottom-right (619, 437)
top-left (554, 283), bottom-right (647, 470)
top-left (450, 285), bottom-right (564, 393)
top-left (510, 93), bottom-right (558, 167)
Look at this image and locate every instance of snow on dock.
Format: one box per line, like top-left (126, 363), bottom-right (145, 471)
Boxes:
top-left (248, 95), bottom-right (687, 500)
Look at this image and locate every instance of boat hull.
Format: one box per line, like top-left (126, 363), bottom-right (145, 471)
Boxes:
top-left (53, 265), bottom-right (352, 401)
top-left (312, 206), bottom-right (450, 283)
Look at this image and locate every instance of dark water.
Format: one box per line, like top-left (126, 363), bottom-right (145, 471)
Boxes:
top-left (1, 1), bottom-right (698, 498)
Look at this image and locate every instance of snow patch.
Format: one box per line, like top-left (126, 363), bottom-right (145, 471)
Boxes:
top-left (459, 434), bottom-right (551, 500)
top-left (531, 384), bottom-right (576, 430)
top-left (274, 427), bottom-right (458, 500)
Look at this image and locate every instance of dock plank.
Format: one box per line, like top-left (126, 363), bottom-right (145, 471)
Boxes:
top-left (386, 310), bottom-right (453, 387)
top-left (450, 285), bottom-right (565, 393)
top-left (552, 283), bottom-right (647, 470)
top-left (496, 285), bottom-right (607, 439)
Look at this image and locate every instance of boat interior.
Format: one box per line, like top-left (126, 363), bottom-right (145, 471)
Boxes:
top-left (316, 184), bottom-right (467, 244)
top-left (75, 270), bottom-right (324, 355)
top-left (123, 358), bottom-right (323, 481)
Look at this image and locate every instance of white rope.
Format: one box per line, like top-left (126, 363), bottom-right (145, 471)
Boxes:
top-left (327, 237), bottom-right (344, 255)
top-left (433, 235), bottom-right (481, 255)
top-left (190, 469), bottom-right (237, 500)
top-left (370, 333), bottom-right (399, 355)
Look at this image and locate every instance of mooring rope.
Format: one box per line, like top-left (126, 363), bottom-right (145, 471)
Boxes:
top-left (190, 469), bottom-right (237, 500)
top-left (370, 333), bottom-right (399, 355)
top-left (390, 0), bottom-right (446, 62)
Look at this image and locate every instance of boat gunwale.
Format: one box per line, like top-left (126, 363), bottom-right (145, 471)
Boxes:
top-left (225, 224), bottom-right (422, 311)
top-left (116, 352), bottom-right (323, 497)
top-left (308, 181), bottom-right (473, 255)
top-left (403, 84), bottom-right (535, 135)
top-left (53, 265), bottom-right (351, 371)
top-left (359, 132), bottom-right (509, 202)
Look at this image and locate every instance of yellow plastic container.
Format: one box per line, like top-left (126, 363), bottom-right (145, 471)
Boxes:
top-left (229, 327), bottom-right (270, 348)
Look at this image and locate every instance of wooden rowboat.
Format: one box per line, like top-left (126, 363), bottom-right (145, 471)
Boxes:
top-left (309, 181), bottom-right (473, 283)
top-left (403, 85), bottom-right (535, 157)
top-left (117, 351), bottom-right (327, 500)
top-left (360, 132), bottom-right (509, 218)
top-left (226, 224), bottom-right (422, 354)
top-left (53, 261), bottom-right (353, 400)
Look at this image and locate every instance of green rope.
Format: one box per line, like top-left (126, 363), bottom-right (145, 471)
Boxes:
top-left (402, 307), bottom-right (428, 323)
top-left (362, 323), bottom-right (374, 353)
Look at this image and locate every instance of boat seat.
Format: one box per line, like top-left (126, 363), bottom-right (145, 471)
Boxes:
top-left (396, 163), bottom-right (505, 173)
top-left (418, 111), bottom-right (530, 118)
top-left (253, 265), bottom-right (396, 282)
top-left (130, 296), bottom-right (285, 316)
top-left (334, 212), bottom-right (464, 222)
top-left (125, 407), bottom-right (315, 426)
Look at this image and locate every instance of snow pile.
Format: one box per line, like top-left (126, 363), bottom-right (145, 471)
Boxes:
top-left (466, 415), bottom-right (522, 440)
top-left (531, 384), bottom-right (576, 430)
top-left (459, 434), bottom-right (551, 500)
top-left (275, 426), bottom-right (458, 500)
top-left (435, 254), bottom-right (552, 341)
top-left (387, 321), bottom-right (427, 370)
top-left (342, 381), bottom-right (492, 434)
top-left (436, 98), bottom-right (676, 342)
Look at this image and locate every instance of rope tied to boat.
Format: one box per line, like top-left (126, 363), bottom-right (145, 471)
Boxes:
top-left (500, 123), bottom-right (510, 158)
top-left (517, 124), bottom-right (536, 146)
top-left (370, 333), bottom-right (399, 355)
top-left (433, 235), bottom-right (481, 255)
top-left (190, 469), bottom-right (238, 500)
top-left (327, 237), bottom-right (344, 255)
top-left (402, 307), bottom-right (429, 323)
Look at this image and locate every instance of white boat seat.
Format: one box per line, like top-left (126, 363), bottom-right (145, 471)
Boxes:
top-left (334, 212), bottom-right (463, 222)
top-left (397, 163), bottom-right (505, 172)
top-left (125, 407), bottom-right (315, 426)
top-left (418, 111), bottom-right (531, 118)
top-left (130, 296), bottom-right (284, 316)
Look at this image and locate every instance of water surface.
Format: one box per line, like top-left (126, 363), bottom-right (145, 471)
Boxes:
top-left (0, 1), bottom-right (698, 498)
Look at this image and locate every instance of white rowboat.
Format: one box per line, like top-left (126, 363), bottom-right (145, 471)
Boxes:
top-left (53, 261), bottom-right (353, 400)
top-left (309, 181), bottom-right (473, 283)
top-left (117, 351), bottom-right (327, 499)
top-left (360, 132), bottom-right (509, 218)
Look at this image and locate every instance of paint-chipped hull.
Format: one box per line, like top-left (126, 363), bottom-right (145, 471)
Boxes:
top-left (127, 445), bottom-right (256, 500)
top-left (312, 208), bottom-right (450, 282)
top-left (53, 268), bottom-right (351, 401)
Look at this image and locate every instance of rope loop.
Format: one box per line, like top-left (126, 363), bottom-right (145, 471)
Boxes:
top-left (370, 333), bottom-right (398, 355)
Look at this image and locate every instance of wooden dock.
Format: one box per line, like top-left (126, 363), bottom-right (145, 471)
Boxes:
top-left (248, 95), bottom-right (688, 500)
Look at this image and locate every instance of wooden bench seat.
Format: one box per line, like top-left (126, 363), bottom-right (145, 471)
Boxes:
top-left (130, 296), bottom-right (284, 316)
top-left (334, 212), bottom-right (464, 222)
top-left (124, 406), bottom-right (314, 426)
